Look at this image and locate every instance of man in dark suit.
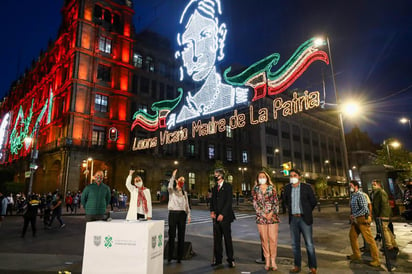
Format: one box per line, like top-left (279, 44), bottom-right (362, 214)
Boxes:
top-left (284, 169), bottom-right (318, 274)
top-left (210, 168), bottom-right (235, 268)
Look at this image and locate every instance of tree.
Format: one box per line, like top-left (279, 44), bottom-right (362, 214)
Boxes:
top-left (373, 138), bottom-right (412, 180)
top-left (345, 126), bottom-right (380, 153)
top-left (315, 176), bottom-right (328, 198)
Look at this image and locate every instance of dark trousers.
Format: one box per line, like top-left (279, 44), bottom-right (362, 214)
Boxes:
top-left (213, 220), bottom-right (234, 263)
top-left (168, 211), bottom-right (187, 260)
top-left (22, 216), bottom-right (36, 237)
top-left (49, 211), bottom-right (63, 226)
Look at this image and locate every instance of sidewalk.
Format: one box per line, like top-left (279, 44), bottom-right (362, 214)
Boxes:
top-left (0, 203), bottom-right (411, 273)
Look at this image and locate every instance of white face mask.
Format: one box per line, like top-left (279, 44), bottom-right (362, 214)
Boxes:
top-left (290, 177), bottom-right (299, 184)
top-left (350, 187), bottom-right (354, 192)
top-left (135, 181), bottom-right (143, 188)
top-left (258, 178), bottom-right (267, 185)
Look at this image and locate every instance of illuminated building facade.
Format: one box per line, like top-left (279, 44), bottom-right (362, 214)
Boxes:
top-left (0, 0), bottom-right (347, 199)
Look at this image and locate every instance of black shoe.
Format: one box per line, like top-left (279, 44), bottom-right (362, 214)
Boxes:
top-left (211, 262), bottom-right (222, 267)
top-left (177, 260), bottom-right (181, 263)
top-left (167, 259), bottom-right (172, 263)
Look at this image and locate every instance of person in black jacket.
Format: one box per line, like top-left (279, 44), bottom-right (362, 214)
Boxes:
top-left (21, 194), bottom-right (40, 237)
top-left (284, 169), bottom-right (318, 274)
top-left (210, 168), bottom-right (235, 268)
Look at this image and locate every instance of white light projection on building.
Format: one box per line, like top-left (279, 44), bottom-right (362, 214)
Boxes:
top-left (0, 112), bottom-right (11, 162)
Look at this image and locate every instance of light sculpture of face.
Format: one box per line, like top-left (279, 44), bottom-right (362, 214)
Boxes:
top-left (181, 10), bottom-right (219, 82)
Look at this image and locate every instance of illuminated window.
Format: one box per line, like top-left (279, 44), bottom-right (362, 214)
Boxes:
top-left (92, 126), bottom-right (106, 146)
top-left (226, 125), bottom-right (232, 138)
top-left (227, 175), bottom-right (233, 184)
top-left (187, 143), bottom-right (195, 156)
top-left (95, 94), bottom-right (108, 112)
top-left (242, 151), bottom-right (248, 163)
top-left (188, 172), bottom-right (195, 190)
top-left (99, 36), bottom-right (112, 54)
top-left (133, 53), bottom-right (143, 68)
top-left (145, 56), bottom-right (154, 72)
top-left (208, 145), bottom-right (215, 159)
top-left (97, 64), bottom-right (111, 82)
top-left (226, 147), bottom-right (232, 162)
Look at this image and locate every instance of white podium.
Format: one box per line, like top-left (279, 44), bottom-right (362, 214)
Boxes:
top-left (82, 220), bottom-right (164, 274)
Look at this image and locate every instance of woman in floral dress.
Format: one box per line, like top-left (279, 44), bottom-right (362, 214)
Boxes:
top-left (252, 171), bottom-right (280, 271)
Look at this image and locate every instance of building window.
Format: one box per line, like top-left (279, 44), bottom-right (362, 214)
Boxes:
top-left (187, 143), bottom-right (195, 156)
top-left (99, 36), bottom-right (112, 54)
top-left (97, 64), bottom-right (111, 82)
top-left (208, 145), bottom-right (215, 159)
top-left (95, 94), bottom-right (108, 112)
top-left (242, 151), bottom-right (248, 163)
top-left (92, 126), bottom-right (106, 146)
top-left (226, 125), bottom-right (233, 138)
top-left (133, 53), bottom-right (143, 68)
top-left (145, 56), bottom-right (154, 72)
top-left (226, 147), bottom-right (232, 162)
top-left (188, 172), bottom-right (195, 190)
top-left (140, 77), bottom-right (149, 93)
top-left (227, 175), bottom-right (233, 184)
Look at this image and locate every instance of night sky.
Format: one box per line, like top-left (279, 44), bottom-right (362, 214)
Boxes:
top-left (0, 0), bottom-right (411, 149)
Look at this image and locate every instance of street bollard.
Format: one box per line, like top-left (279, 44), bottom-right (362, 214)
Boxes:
top-left (317, 202), bottom-right (321, 212)
top-left (334, 201), bottom-right (339, 212)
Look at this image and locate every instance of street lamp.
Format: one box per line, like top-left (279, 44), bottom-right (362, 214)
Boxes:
top-left (315, 36), bottom-right (351, 188)
top-left (238, 167), bottom-right (247, 193)
top-left (384, 140), bottom-right (401, 161)
top-left (87, 157), bottom-right (94, 184)
top-left (400, 117), bottom-right (412, 137)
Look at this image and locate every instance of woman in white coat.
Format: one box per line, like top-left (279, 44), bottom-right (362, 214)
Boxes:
top-left (125, 170), bottom-right (152, 221)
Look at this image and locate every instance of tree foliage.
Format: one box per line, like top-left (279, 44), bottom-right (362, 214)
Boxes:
top-left (315, 176), bottom-right (328, 197)
top-left (373, 138), bottom-right (412, 180)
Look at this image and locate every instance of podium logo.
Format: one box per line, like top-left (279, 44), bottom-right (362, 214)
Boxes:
top-left (104, 235), bottom-right (113, 248)
top-left (151, 236), bottom-right (156, 248)
top-left (158, 234), bottom-right (163, 247)
top-left (93, 235), bottom-right (101, 246)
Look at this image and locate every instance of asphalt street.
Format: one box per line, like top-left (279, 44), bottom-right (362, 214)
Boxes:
top-left (0, 202), bottom-right (411, 273)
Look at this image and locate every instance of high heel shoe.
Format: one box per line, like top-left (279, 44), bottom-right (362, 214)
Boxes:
top-left (271, 258), bottom-right (277, 271)
top-left (264, 257), bottom-right (270, 271)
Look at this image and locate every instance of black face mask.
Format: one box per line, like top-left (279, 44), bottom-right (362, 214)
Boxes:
top-left (214, 176), bottom-right (220, 183)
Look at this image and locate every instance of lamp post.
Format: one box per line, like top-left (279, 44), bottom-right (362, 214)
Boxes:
top-left (316, 36), bottom-right (350, 187)
top-left (24, 126), bottom-right (39, 195)
top-left (400, 117), bottom-right (412, 137)
top-left (384, 140), bottom-right (400, 161)
top-left (87, 157), bottom-right (94, 184)
top-left (238, 167), bottom-right (247, 195)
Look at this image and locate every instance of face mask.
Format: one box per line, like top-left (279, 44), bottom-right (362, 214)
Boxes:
top-left (94, 174), bottom-right (103, 184)
top-left (214, 176), bottom-right (220, 183)
top-left (290, 177), bottom-right (299, 184)
top-left (135, 181), bottom-right (143, 188)
top-left (177, 180), bottom-right (184, 188)
top-left (372, 185), bottom-right (377, 190)
top-left (258, 178), bottom-right (267, 185)
top-left (350, 187), bottom-right (354, 192)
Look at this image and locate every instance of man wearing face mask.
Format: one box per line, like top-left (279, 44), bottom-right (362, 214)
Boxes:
top-left (81, 170), bottom-right (111, 222)
top-left (125, 170), bottom-right (152, 221)
top-left (210, 168), bottom-right (236, 268)
top-left (371, 179), bottom-right (398, 253)
top-left (347, 180), bottom-right (380, 267)
top-left (284, 169), bottom-right (318, 274)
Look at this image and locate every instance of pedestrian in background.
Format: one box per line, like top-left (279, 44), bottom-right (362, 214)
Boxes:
top-left (81, 170), bottom-right (111, 222)
top-left (7, 193), bottom-right (14, 215)
top-left (48, 193), bottom-right (65, 229)
top-left (284, 169), bottom-right (318, 274)
top-left (21, 194), bottom-right (40, 237)
top-left (167, 169), bottom-right (191, 263)
top-left (372, 179), bottom-right (398, 253)
top-left (252, 171), bottom-right (280, 271)
top-left (210, 168), bottom-right (236, 268)
top-left (0, 192), bottom-right (8, 227)
top-left (125, 170), bottom-right (152, 220)
top-left (347, 180), bottom-right (380, 267)
top-left (65, 192), bottom-right (73, 213)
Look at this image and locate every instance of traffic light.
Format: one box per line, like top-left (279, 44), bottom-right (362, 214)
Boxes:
top-left (282, 161), bottom-right (292, 176)
top-left (108, 127), bottom-right (118, 141)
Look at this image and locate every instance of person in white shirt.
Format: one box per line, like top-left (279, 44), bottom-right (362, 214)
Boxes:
top-left (167, 169), bottom-right (191, 263)
top-left (125, 170), bottom-right (152, 221)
